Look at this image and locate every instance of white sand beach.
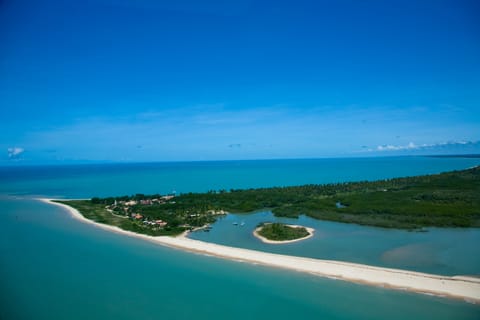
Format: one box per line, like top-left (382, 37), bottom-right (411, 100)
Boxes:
top-left (253, 224), bottom-right (315, 244)
top-left (40, 198), bottom-right (480, 304)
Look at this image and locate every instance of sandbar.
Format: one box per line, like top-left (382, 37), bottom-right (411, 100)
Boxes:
top-left (39, 198), bottom-right (480, 304)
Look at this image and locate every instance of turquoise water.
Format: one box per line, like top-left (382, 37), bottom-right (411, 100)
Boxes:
top-left (2, 156), bottom-right (479, 198)
top-left (1, 157), bottom-right (479, 319)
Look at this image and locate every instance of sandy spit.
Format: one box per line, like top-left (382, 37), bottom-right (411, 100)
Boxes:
top-left (39, 198), bottom-right (480, 304)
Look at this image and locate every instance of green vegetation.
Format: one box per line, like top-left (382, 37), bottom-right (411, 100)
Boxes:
top-left (59, 167), bottom-right (480, 234)
top-left (54, 199), bottom-right (199, 236)
top-left (257, 223), bottom-right (310, 241)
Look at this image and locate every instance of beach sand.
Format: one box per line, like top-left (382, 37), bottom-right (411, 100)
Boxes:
top-left (40, 198), bottom-right (480, 304)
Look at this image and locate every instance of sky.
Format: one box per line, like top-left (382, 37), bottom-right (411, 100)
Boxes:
top-left (1, 0), bottom-right (479, 164)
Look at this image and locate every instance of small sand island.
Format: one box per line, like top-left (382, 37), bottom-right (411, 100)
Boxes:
top-left (254, 223), bottom-right (314, 244)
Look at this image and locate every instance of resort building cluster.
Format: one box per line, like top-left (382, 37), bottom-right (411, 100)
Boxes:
top-left (103, 194), bottom-right (227, 232)
top-left (105, 195), bottom-right (176, 229)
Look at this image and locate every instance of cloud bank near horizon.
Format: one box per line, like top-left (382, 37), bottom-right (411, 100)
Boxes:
top-left (354, 141), bottom-right (480, 157)
top-left (373, 141), bottom-right (480, 152)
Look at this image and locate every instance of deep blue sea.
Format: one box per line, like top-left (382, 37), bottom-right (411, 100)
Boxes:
top-left (1, 157), bottom-right (479, 319)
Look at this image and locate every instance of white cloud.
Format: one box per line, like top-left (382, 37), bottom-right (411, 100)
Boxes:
top-left (7, 147), bottom-right (25, 159)
top-left (377, 142), bottom-right (417, 151)
top-left (375, 140), bottom-right (478, 152)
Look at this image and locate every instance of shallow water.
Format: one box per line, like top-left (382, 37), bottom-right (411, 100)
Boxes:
top-left (189, 211), bottom-right (480, 276)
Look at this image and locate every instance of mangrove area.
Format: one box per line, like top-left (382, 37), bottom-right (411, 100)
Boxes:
top-left (58, 166), bottom-right (480, 236)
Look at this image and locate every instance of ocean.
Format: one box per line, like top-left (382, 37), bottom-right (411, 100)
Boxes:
top-left (1, 157), bottom-right (479, 319)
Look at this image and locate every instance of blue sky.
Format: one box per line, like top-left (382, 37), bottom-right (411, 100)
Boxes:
top-left (1, 0), bottom-right (479, 163)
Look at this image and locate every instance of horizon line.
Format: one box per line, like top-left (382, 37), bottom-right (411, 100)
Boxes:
top-left (1, 153), bottom-right (480, 167)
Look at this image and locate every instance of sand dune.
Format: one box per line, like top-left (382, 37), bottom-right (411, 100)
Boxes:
top-left (40, 198), bottom-right (480, 304)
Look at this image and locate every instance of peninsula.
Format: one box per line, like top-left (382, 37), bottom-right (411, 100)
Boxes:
top-left (39, 167), bottom-right (480, 302)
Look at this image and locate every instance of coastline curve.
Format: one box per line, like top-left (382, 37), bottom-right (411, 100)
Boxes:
top-left (39, 198), bottom-right (480, 304)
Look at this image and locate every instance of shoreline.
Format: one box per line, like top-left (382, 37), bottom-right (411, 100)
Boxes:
top-left (253, 224), bottom-right (315, 244)
top-left (40, 198), bottom-right (480, 304)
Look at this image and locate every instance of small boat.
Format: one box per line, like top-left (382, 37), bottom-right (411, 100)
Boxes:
top-left (233, 222), bottom-right (238, 226)
top-left (240, 222), bottom-right (245, 226)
